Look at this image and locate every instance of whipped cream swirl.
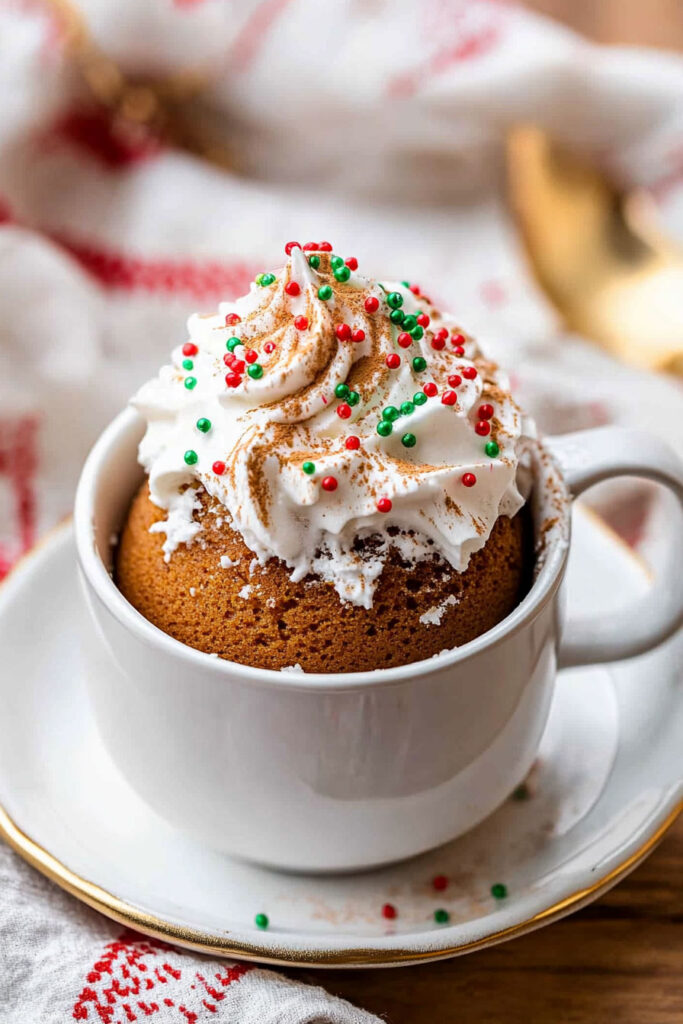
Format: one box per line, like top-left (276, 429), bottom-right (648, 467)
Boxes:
top-left (133, 246), bottom-right (533, 606)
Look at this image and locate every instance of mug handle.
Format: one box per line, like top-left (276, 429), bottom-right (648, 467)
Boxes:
top-left (545, 426), bottom-right (683, 668)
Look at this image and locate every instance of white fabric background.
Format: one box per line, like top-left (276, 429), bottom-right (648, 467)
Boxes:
top-left (0, 1), bottom-right (681, 1020)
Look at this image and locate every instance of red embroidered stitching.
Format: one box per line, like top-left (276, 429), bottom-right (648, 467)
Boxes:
top-left (72, 932), bottom-right (252, 1021)
top-left (0, 415), bottom-right (39, 580)
top-left (226, 0), bottom-right (294, 76)
top-left (46, 232), bottom-right (259, 301)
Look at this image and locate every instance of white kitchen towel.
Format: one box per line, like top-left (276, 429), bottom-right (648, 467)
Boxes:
top-left (0, 1), bottom-right (681, 1021)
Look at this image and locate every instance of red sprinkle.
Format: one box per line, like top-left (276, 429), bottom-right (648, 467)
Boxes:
top-left (321, 476), bottom-right (338, 492)
top-left (345, 435), bottom-right (361, 450)
top-left (336, 323), bottom-right (352, 341)
top-left (436, 327), bottom-right (449, 341)
top-left (454, 346), bottom-right (465, 356)
top-left (285, 281), bottom-right (300, 297)
top-left (451, 332), bottom-right (465, 347)
top-left (478, 403), bottom-right (494, 420)
top-left (212, 460), bottom-right (226, 475)
top-left (225, 371), bottom-right (242, 388)
top-left (448, 374), bottom-right (462, 388)
top-left (364, 296), bottom-right (379, 313)
top-left (303, 242), bottom-right (319, 251)
top-left (462, 472), bottom-right (477, 487)
top-left (423, 382), bottom-right (438, 397)
top-left (294, 315), bottom-right (309, 330)
top-left (409, 284), bottom-right (420, 295)
top-left (416, 313), bottom-right (430, 328)
top-left (337, 403), bottom-right (352, 419)
top-left (244, 349), bottom-right (258, 364)
top-left (352, 328), bottom-right (365, 343)
top-left (382, 903), bottom-right (397, 920)
top-left (318, 241), bottom-right (333, 252)
top-left (285, 241), bottom-right (301, 255)
top-left (264, 341), bottom-right (276, 354)
top-left (224, 356), bottom-right (245, 373)
top-left (377, 497), bottom-right (392, 514)
top-left (182, 342), bottom-right (198, 357)
top-left (475, 420), bottom-right (491, 436)
top-left (345, 257), bottom-right (358, 270)
top-left (441, 390), bottom-right (457, 406)
top-left (386, 353), bottom-right (401, 369)
top-left (225, 313), bottom-right (241, 326)
top-left (462, 366), bottom-right (478, 380)
top-left (432, 875), bottom-right (449, 892)
top-left (397, 332), bottom-right (413, 349)
top-left (431, 336), bottom-right (446, 351)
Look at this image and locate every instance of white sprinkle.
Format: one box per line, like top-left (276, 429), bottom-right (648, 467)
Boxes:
top-left (189, 587), bottom-right (196, 597)
top-left (220, 555), bottom-right (238, 569)
top-left (249, 558), bottom-right (259, 576)
top-left (266, 597), bottom-right (276, 608)
top-left (238, 584), bottom-right (252, 599)
top-left (419, 594), bottom-right (458, 626)
top-left (281, 663), bottom-right (304, 673)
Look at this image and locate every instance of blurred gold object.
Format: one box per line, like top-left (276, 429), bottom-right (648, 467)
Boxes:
top-left (507, 126), bottom-right (683, 374)
top-left (48, 0), bottom-right (233, 167)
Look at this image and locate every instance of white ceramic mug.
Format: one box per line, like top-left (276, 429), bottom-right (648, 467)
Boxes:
top-left (75, 409), bottom-right (683, 872)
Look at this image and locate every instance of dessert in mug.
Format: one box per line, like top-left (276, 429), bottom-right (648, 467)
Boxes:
top-left (116, 241), bottom-right (535, 672)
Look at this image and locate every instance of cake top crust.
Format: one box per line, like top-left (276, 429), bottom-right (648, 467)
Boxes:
top-left (133, 241), bottom-right (534, 606)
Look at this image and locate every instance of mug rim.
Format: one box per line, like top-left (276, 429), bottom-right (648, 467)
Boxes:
top-left (75, 407), bottom-right (571, 691)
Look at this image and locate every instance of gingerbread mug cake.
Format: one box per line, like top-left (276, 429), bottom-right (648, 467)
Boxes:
top-left (76, 241), bottom-right (683, 869)
top-left (116, 241), bottom-right (534, 672)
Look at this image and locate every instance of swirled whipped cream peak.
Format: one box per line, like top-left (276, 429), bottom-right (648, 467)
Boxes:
top-left (133, 241), bottom-right (534, 607)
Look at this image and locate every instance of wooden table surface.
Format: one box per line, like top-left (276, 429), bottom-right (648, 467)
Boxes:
top-left (286, 816), bottom-right (683, 1021)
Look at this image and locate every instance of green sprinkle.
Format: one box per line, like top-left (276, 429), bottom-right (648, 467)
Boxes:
top-left (196, 417), bottom-right (211, 433)
top-left (254, 913), bottom-right (269, 930)
top-left (377, 420), bottom-right (393, 437)
top-left (401, 432), bottom-right (416, 448)
top-left (255, 273), bottom-right (264, 285)
top-left (512, 783), bottom-right (529, 800)
top-left (412, 356), bottom-right (427, 372)
top-left (302, 461), bottom-right (316, 475)
top-left (258, 273), bottom-right (276, 286)
top-left (389, 308), bottom-right (405, 325)
top-left (182, 358), bottom-right (194, 371)
top-left (382, 405), bottom-right (400, 422)
top-left (491, 883), bottom-right (508, 900)
top-left (411, 325), bottom-right (424, 341)
top-left (386, 291), bottom-right (404, 309)
top-left (400, 401), bottom-right (414, 416)
top-left (318, 284), bottom-right (333, 300)
top-left (347, 390), bottom-right (360, 407)
top-left (402, 314), bottom-right (417, 332)
top-left (330, 255), bottom-right (344, 269)
top-left (334, 265), bottom-right (351, 283)
top-left (227, 337), bottom-right (242, 352)
top-left (184, 377), bottom-right (197, 390)
top-left (401, 280), bottom-right (411, 288)
top-left (247, 363), bottom-right (264, 379)
top-left (308, 255), bottom-right (321, 269)
top-left (413, 391), bottom-right (427, 406)
top-left (335, 383), bottom-right (350, 399)
top-left (434, 908), bottom-right (450, 924)
top-left (485, 440), bottom-right (500, 458)
top-left (184, 449), bottom-right (198, 466)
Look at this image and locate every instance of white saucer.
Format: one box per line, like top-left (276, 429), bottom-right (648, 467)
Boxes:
top-left (0, 508), bottom-right (680, 968)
